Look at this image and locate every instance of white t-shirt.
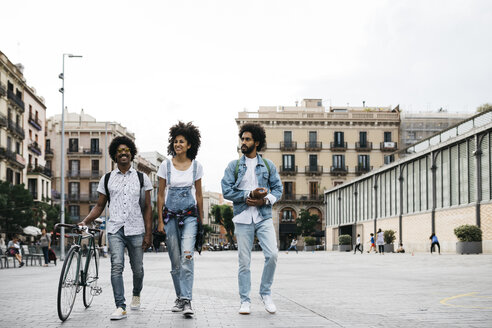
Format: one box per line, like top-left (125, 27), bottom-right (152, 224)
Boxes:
top-left (157, 159), bottom-right (203, 203)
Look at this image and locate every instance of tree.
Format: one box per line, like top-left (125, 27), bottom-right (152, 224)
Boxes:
top-left (296, 209), bottom-right (319, 237)
top-left (202, 224), bottom-right (213, 243)
top-left (0, 181), bottom-right (35, 236)
top-left (212, 204), bottom-right (235, 247)
top-left (477, 103), bottom-right (492, 113)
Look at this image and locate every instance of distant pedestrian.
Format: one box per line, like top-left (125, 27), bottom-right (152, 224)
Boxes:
top-left (39, 228), bottom-right (51, 267)
top-left (376, 229), bottom-right (384, 255)
top-left (430, 233), bottom-right (440, 254)
top-left (367, 233), bottom-right (376, 253)
top-left (396, 243), bottom-right (405, 253)
top-left (286, 238), bottom-right (298, 254)
top-left (354, 234), bottom-right (362, 254)
top-left (7, 235), bottom-right (24, 267)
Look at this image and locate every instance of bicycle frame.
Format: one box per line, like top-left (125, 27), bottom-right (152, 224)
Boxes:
top-left (62, 233), bottom-right (99, 288)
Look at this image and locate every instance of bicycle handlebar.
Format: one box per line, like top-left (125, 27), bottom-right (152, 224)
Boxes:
top-left (54, 223), bottom-right (102, 236)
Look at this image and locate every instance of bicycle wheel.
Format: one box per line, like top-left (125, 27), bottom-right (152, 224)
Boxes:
top-left (57, 247), bottom-right (80, 321)
top-left (83, 247), bottom-right (99, 308)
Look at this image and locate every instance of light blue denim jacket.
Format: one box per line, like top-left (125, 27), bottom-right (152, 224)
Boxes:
top-left (221, 154), bottom-right (283, 220)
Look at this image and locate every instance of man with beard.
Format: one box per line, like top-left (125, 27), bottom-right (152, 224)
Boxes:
top-left (221, 123), bottom-right (283, 315)
top-left (80, 136), bottom-right (153, 320)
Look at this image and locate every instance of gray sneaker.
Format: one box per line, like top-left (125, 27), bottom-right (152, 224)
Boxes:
top-left (182, 300), bottom-right (194, 316)
top-left (171, 298), bottom-right (184, 312)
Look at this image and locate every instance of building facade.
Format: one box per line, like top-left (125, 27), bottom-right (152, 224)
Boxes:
top-left (236, 99), bottom-right (400, 249)
top-left (325, 109), bottom-right (492, 253)
top-left (46, 109), bottom-right (135, 222)
top-left (202, 191), bottom-right (231, 245)
top-left (139, 151), bottom-right (166, 204)
top-left (0, 51), bottom-right (26, 185)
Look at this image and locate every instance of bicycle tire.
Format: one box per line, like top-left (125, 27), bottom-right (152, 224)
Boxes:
top-left (83, 247), bottom-right (99, 308)
top-left (57, 247), bottom-right (80, 321)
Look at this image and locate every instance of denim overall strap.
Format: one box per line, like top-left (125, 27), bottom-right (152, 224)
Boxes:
top-left (192, 160), bottom-right (197, 183)
top-left (167, 159), bottom-right (172, 185)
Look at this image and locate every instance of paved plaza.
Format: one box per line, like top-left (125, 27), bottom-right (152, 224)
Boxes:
top-left (0, 250), bottom-right (491, 328)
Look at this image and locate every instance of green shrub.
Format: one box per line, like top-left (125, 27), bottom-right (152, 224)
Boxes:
top-left (384, 230), bottom-right (396, 244)
top-left (454, 225), bottom-right (482, 242)
top-left (304, 236), bottom-right (317, 246)
top-left (338, 234), bottom-right (351, 245)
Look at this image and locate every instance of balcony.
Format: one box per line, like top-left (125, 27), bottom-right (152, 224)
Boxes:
top-left (355, 165), bottom-right (373, 176)
top-left (28, 115), bottom-right (42, 131)
top-left (278, 194), bottom-right (324, 204)
top-left (280, 141), bottom-right (297, 151)
top-left (0, 112), bottom-right (7, 128)
top-left (279, 165), bottom-right (298, 176)
top-left (66, 170), bottom-right (103, 179)
top-left (355, 142), bottom-right (373, 151)
top-left (45, 148), bottom-right (54, 158)
top-left (380, 141), bottom-right (397, 152)
top-left (67, 148), bottom-right (102, 156)
top-left (330, 142), bottom-right (347, 151)
top-left (305, 141), bottom-right (322, 151)
top-left (330, 166), bottom-right (348, 176)
top-left (0, 147), bottom-right (26, 169)
top-left (67, 193), bottom-right (98, 202)
top-left (27, 164), bottom-right (52, 177)
top-left (305, 165), bottom-right (323, 176)
top-left (0, 82), bottom-right (6, 97)
top-left (7, 89), bottom-right (25, 112)
top-left (28, 141), bottom-right (42, 156)
top-left (7, 120), bottom-right (25, 139)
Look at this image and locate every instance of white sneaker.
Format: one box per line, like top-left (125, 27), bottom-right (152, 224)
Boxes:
top-left (110, 307), bottom-right (127, 320)
top-left (261, 294), bottom-right (276, 314)
top-left (239, 302), bottom-right (251, 315)
top-left (130, 296), bottom-right (140, 310)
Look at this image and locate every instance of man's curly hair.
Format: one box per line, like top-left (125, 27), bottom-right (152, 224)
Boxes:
top-left (239, 123), bottom-right (266, 151)
top-left (109, 136), bottom-right (137, 162)
top-left (167, 121), bottom-right (201, 160)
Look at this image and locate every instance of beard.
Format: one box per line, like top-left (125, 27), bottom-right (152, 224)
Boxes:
top-left (241, 144), bottom-right (256, 155)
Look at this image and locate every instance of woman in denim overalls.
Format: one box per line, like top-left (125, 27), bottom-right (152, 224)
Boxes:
top-left (157, 121), bottom-right (203, 317)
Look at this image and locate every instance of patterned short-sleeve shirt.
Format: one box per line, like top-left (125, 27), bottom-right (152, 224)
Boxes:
top-left (97, 167), bottom-right (153, 236)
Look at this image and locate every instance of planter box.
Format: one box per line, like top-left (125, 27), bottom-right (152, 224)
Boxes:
top-left (339, 245), bottom-right (351, 252)
top-left (456, 241), bottom-right (482, 254)
top-left (304, 245), bottom-right (316, 252)
top-left (384, 244), bottom-right (394, 253)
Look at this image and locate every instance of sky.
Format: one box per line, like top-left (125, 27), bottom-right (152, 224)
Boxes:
top-left (2, 0), bottom-right (491, 192)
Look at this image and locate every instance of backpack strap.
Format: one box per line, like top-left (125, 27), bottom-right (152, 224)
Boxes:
top-left (262, 158), bottom-right (270, 175)
top-left (137, 171), bottom-right (144, 188)
top-left (104, 172), bottom-right (111, 203)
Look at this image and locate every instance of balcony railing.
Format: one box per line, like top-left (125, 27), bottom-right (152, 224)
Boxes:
top-left (67, 148), bottom-right (102, 156)
top-left (0, 112), bottom-right (7, 127)
top-left (280, 141), bottom-right (297, 151)
top-left (330, 142), bottom-right (347, 151)
top-left (305, 165), bottom-right (323, 175)
top-left (355, 165), bottom-right (373, 176)
top-left (67, 193), bottom-right (98, 202)
top-left (45, 148), bottom-right (54, 157)
top-left (330, 166), bottom-right (348, 176)
top-left (27, 164), bottom-right (52, 177)
top-left (28, 141), bottom-right (42, 156)
top-left (28, 115), bottom-right (42, 131)
top-left (279, 165), bottom-right (298, 175)
top-left (355, 142), bottom-right (373, 151)
top-left (0, 147), bottom-right (25, 169)
top-left (0, 82), bottom-right (6, 97)
top-left (66, 170), bottom-right (103, 179)
top-left (279, 194), bottom-right (324, 203)
top-left (7, 120), bottom-right (25, 139)
top-left (7, 89), bottom-right (25, 112)
top-left (305, 141), bottom-right (322, 151)
top-left (380, 141), bottom-right (397, 152)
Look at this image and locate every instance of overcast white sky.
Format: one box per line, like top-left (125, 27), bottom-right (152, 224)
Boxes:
top-left (2, 0), bottom-right (491, 192)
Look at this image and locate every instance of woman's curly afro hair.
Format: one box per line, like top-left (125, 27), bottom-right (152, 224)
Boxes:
top-left (109, 136), bottom-right (137, 162)
top-left (238, 123), bottom-right (266, 151)
top-left (167, 121), bottom-right (201, 160)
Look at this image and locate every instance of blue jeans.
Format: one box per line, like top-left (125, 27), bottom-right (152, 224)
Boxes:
top-left (234, 219), bottom-right (278, 303)
top-left (165, 216), bottom-right (197, 300)
top-left (42, 246), bottom-right (49, 264)
top-left (108, 227), bottom-right (144, 309)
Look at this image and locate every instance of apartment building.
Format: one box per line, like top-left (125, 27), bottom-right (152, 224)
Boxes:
top-left (140, 151), bottom-right (166, 204)
top-left (236, 99), bottom-right (400, 249)
top-left (46, 109), bottom-right (135, 222)
top-left (0, 51), bottom-right (26, 185)
top-left (24, 85), bottom-right (51, 202)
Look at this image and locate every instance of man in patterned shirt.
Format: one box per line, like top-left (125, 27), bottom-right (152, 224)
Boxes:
top-left (80, 136), bottom-right (153, 320)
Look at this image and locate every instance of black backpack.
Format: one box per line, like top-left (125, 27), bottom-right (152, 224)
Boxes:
top-left (104, 171), bottom-right (146, 214)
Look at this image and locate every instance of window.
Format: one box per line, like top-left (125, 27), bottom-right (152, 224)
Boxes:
top-left (309, 131), bottom-right (317, 142)
top-left (282, 209), bottom-right (294, 222)
top-left (284, 182), bottom-right (294, 199)
top-left (309, 155), bottom-right (318, 170)
top-left (69, 206), bottom-right (80, 218)
top-left (7, 137), bottom-right (12, 151)
top-left (384, 132), bottom-right (392, 142)
top-left (69, 160), bottom-right (80, 175)
top-left (358, 155), bottom-right (370, 169)
top-left (46, 160), bottom-right (52, 170)
top-left (334, 132), bottom-right (344, 146)
top-left (69, 138), bottom-right (78, 152)
top-left (282, 155), bottom-right (295, 170)
top-left (69, 182), bottom-right (79, 196)
top-left (284, 131), bottom-right (292, 146)
top-left (15, 142), bottom-right (20, 154)
top-left (359, 132), bottom-right (367, 147)
top-left (91, 160), bottom-right (99, 174)
top-left (333, 155), bottom-right (345, 168)
top-left (384, 155), bottom-right (395, 164)
top-left (90, 182), bottom-right (99, 197)
top-left (91, 138), bottom-right (99, 153)
top-left (15, 172), bottom-right (21, 185)
top-left (29, 154), bottom-right (32, 166)
top-left (6, 168), bottom-right (13, 184)
top-left (309, 182), bottom-right (318, 198)
top-left (46, 139), bottom-right (51, 150)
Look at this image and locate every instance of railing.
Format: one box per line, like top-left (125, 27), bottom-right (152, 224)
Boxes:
top-left (28, 115), bottom-right (42, 131)
top-left (279, 165), bottom-right (298, 175)
top-left (27, 164), bottom-right (52, 177)
top-left (305, 141), bottom-right (322, 151)
top-left (7, 119), bottom-right (25, 139)
top-left (279, 194), bottom-right (324, 202)
top-left (67, 148), bottom-right (102, 155)
top-left (1, 147), bottom-right (26, 168)
top-left (7, 89), bottom-right (25, 112)
top-left (305, 165), bottom-right (323, 175)
top-left (0, 82), bottom-right (6, 97)
top-left (330, 142), bottom-right (347, 151)
top-left (67, 193), bottom-right (98, 202)
top-left (45, 148), bottom-right (54, 156)
top-left (66, 170), bottom-right (103, 179)
top-left (28, 141), bottom-right (42, 155)
top-left (355, 142), bottom-right (373, 151)
top-left (380, 142), bottom-right (397, 152)
top-left (330, 166), bottom-right (348, 175)
top-left (355, 165), bottom-right (373, 175)
top-left (0, 112), bottom-right (7, 127)
top-left (280, 141), bottom-right (297, 151)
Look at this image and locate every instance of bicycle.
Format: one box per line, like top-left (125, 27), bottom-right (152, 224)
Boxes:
top-left (54, 220), bottom-right (103, 321)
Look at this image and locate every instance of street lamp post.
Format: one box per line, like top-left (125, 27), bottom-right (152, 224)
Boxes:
top-left (59, 53), bottom-right (82, 261)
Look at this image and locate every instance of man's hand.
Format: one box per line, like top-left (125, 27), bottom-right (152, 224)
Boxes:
top-left (251, 188), bottom-right (268, 199)
top-left (246, 197), bottom-right (266, 207)
top-left (142, 233), bottom-right (152, 250)
top-left (78, 220), bottom-right (87, 227)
